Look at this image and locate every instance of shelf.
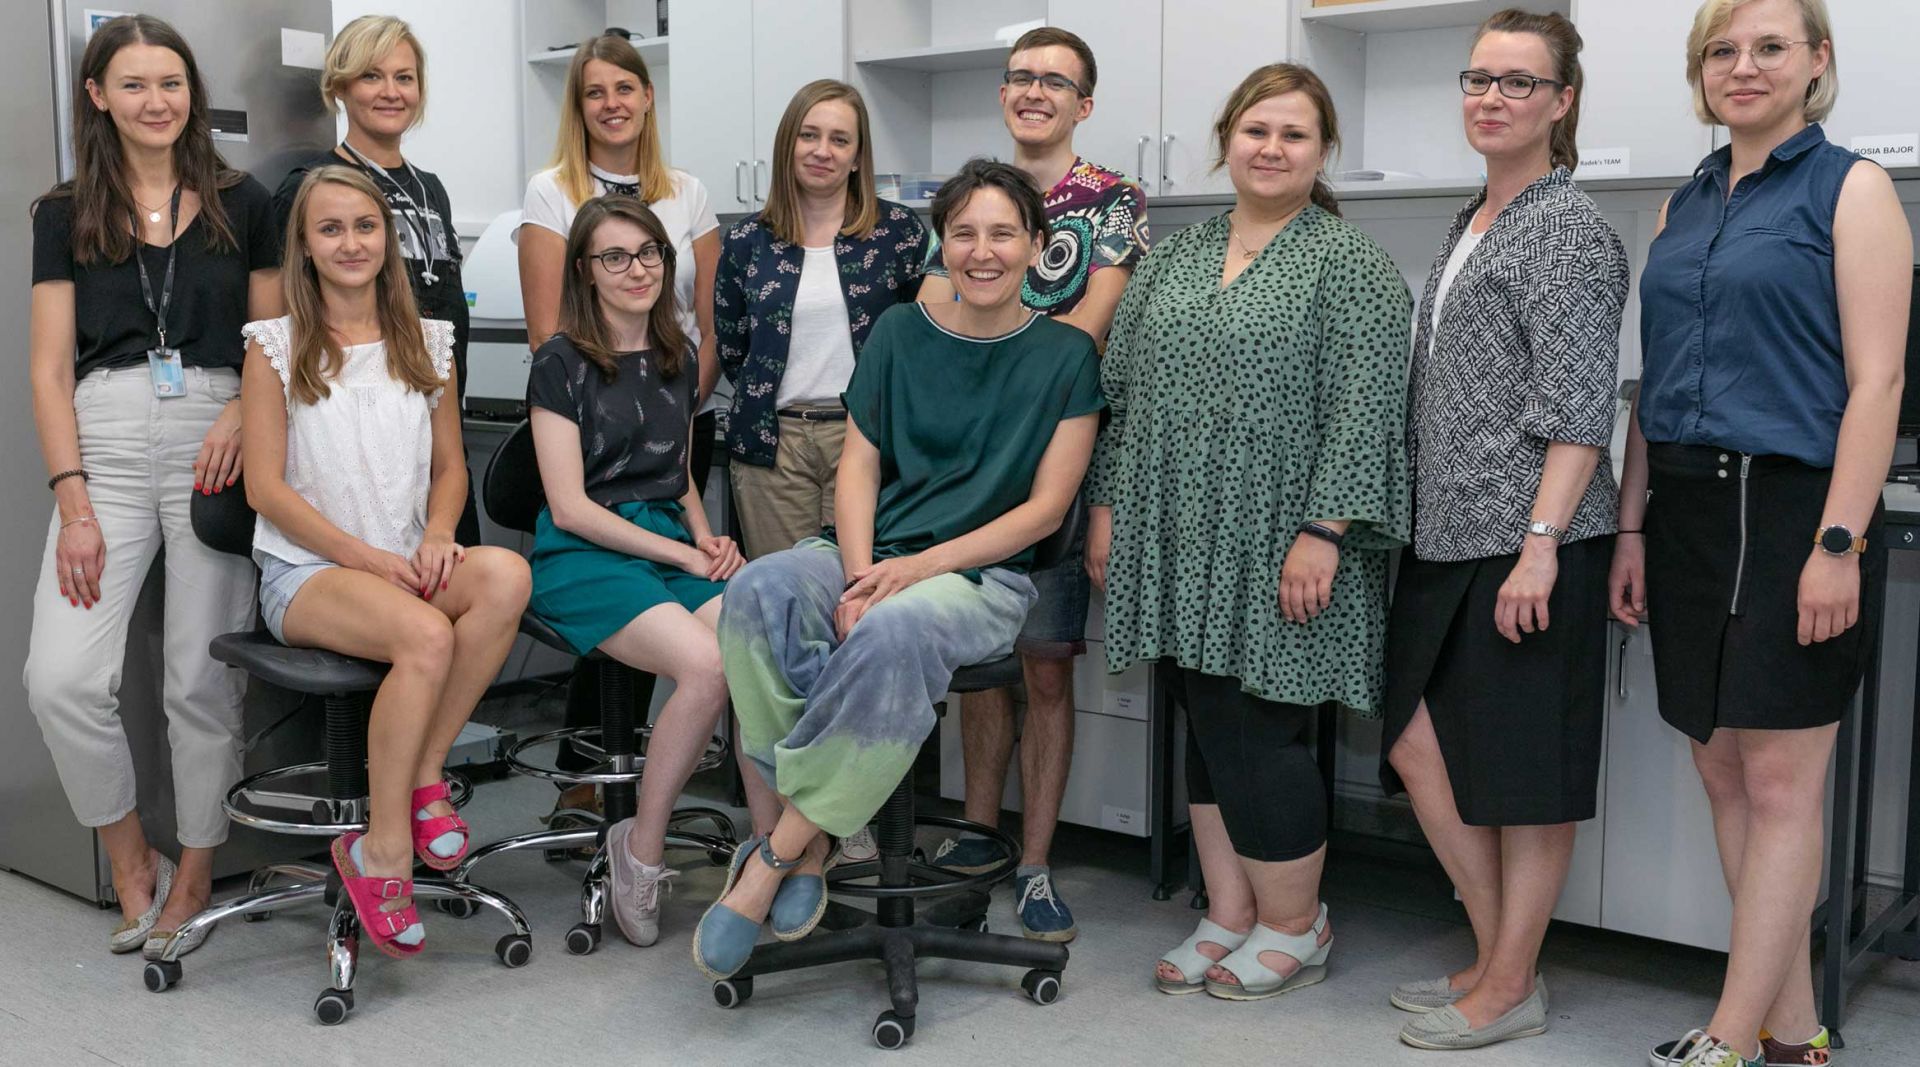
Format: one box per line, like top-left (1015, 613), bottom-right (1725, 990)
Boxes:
top-left (528, 34), bottom-right (670, 67)
top-left (853, 40), bottom-right (1009, 74)
top-left (1301, 0), bottom-right (1562, 34)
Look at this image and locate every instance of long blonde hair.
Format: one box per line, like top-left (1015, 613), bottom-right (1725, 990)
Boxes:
top-left (280, 166), bottom-right (438, 405)
top-left (550, 34), bottom-right (673, 206)
top-left (320, 14), bottom-right (426, 125)
top-left (760, 80), bottom-right (879, 244)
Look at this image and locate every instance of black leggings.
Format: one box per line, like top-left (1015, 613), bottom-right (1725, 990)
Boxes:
top-left (1168, 663), bottom-right (1326, 863)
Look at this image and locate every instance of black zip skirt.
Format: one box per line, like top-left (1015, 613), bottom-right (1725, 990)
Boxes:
top-left (1379, 536), bottom-right (1613, 826)
top-left (1643, 444), bottom-right (1884, 742)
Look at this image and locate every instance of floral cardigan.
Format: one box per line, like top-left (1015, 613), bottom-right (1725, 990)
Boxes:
top-left (713, 199), bottom-right (928, 467)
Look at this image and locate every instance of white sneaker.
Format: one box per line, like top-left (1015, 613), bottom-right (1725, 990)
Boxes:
top-left (607, 817), bottom-right (678, 947)
top-left (831, 826), bottom-right (878, 866)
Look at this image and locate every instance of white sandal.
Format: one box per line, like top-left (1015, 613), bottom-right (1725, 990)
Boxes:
top-left (1203, 903), bottom-right (1331, 1001)
top-left (1155, 917), bottom-right (1250, 994)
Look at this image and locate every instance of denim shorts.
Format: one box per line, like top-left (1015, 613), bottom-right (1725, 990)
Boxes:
top-left (1014, 501), bottom-right (1090, 659)
top-left (254, 550), bottom-right (336, 645)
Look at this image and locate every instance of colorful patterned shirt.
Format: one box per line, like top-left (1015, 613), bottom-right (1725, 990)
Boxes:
top-left (927, 157), bottom-right (1149, 318)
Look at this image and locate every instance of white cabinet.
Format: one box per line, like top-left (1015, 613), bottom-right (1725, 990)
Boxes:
top-left (1050, 0), bottom-right (1294, 197)
top-left (667, 0), bottom-right (846, 214)
top-left (1597, 622), bottom-right (1734, 951)
top-left (1574, 0), bottom-right (1715, 181)
top-left (1819, 2), bottom-right (1920, 159)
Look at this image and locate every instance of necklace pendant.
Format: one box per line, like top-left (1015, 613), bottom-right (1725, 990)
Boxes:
top-left (421, 271), bottom-right (438, 286)
top-left (148, 210), bottom-right (162, 224)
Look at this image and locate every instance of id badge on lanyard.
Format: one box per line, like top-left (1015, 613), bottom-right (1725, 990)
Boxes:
top-left (135, 186), bottom-right (186, 398)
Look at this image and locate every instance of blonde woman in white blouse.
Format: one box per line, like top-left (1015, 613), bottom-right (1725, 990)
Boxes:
top-left (240, 167), bottom-right (529, 959)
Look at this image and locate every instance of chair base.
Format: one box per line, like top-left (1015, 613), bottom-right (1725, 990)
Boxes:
top-left (453, 809), bottom-right (737, 955)
top-left (141, 862), bottom-right (534, 1025)
top-left (717, 893), bottom-right (1067, 1049)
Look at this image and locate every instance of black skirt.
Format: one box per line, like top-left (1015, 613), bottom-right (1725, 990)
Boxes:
top-left (1379, 535), bottom-right (1613, 826)
top-left (1643, 444), bottom-right (1884, 742)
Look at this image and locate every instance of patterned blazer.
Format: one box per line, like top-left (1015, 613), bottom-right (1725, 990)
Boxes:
top-left (1406, 167), bottom-right (1629, 562)
top-left (714, 199), bottom-right (928, 467)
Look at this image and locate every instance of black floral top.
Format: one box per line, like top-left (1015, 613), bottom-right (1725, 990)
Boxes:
top-left (714, 199), bottom-right (928, 467)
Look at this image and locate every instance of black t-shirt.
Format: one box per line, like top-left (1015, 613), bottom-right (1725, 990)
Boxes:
top-left (32, 175), bottom-right (279, 381)
top-left (526, 335), bottom-right (697, 507)
top-left (273, 149), bottom-right (469, 401)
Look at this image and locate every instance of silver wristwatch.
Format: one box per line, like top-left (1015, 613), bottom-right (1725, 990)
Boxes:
top-left (1525, 520), bottom-right (1568, 543)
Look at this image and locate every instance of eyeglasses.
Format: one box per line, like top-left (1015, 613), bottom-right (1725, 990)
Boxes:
top-left (1701, 36), bottom-right (1813, 75)
top-left (586, 244), bottom-right (664, 273)
top-left (1002, 69), bottom-right (1086, 97)
top-left (1459, 70), bottom-right (1566, 99)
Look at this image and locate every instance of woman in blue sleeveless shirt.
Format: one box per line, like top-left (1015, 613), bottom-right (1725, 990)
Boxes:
top-left (1610, 3), bottom-right (1911, 1066)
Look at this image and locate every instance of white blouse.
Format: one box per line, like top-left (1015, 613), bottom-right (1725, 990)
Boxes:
top-left (243, 315), bottom-right (455, 566)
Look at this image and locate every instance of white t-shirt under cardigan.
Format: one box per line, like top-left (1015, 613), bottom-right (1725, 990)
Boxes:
top-left (776, 244), bottom-right (858, 408)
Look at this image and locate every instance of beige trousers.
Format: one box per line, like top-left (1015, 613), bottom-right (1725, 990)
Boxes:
top-left (731, 413), bottom-right (847, 561)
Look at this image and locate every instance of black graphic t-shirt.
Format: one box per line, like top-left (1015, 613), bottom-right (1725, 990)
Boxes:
top-left (526, 334), bottom-right (697, 507)
top-left (274, 148), bottom-right (470, 401)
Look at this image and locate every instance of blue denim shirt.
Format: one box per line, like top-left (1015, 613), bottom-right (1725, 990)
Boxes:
top-left (1638, 124), bottom-right (1865, 468)
top-left (714, 200), bottom-right (928, 467)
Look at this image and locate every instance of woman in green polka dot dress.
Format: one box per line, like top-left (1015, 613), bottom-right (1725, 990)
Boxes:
top-left (1087, 63), bottom-right (1412, 1002)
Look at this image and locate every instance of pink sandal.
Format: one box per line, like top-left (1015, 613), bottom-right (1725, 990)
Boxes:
top-left (331, 832), bottom-right (425, 959)
top-left (410, 781), bottom-right (470, 871)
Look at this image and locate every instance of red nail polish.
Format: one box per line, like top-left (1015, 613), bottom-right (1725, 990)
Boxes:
top-left (193, 483), bottom-right (201, 491)
top-left (69, 598), bottom-right (77, 607)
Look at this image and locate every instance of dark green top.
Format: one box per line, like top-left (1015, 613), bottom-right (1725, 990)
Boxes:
top-left (840, 303), bottom-right (1104, 573)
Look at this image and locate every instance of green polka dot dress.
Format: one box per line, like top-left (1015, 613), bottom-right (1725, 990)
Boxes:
top-left (1087, 207), bottom-right (1413, 715)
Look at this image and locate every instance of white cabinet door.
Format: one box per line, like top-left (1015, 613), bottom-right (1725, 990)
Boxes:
top-left (1047, 0), bottom-right (1164, 194)
top-left (1157, 0), bottom-right (1294, 197)
top-left (1574, 0), bottom-right (1715, 180)
top-left (1598, 622), bottom-right (1734, 951)
top-left (668, 0), bottom-right (756, 212)
top-left (748, 0), bottom-right (848, 206)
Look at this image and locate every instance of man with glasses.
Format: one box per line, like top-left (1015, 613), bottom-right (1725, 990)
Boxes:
top-left (917, 25), bottom-right (1148, 945)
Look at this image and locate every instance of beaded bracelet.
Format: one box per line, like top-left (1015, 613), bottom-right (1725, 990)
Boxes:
top-left (48, 469), bottom-right (87, 491)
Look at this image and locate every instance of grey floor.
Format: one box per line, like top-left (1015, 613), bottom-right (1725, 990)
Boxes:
top-left (4, 757), bottom-right (1918, 1065)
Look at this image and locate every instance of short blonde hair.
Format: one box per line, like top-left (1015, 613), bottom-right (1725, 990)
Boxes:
top-left (1686, 0), bottom-right (1836, 125)
top-left (321, 15), bottom-right (426, 126)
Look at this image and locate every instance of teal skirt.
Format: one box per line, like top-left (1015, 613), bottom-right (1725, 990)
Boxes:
top-left (529, 500), bottom-right (727, 655)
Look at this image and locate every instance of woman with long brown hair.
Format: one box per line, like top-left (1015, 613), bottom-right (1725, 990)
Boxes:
top-left (239, 165), bottom-right (530, 960)
top-left (527, 196), bottom-right (743, 949)
top-left (1088, 63), bottom-right (1413, 1004)
top-left (25, 13), bottom-right (280, 959)
top-left (517, 32), bottom-right (723, 491)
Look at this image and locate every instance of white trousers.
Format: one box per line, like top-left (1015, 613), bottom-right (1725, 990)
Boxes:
top-left (24, 366), bottom-right (255, 847)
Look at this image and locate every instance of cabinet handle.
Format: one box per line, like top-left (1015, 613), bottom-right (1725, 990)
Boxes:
top-left (752, 159), bottom-right (768, 202)
top-left (1161, 134), bottom-right (1175, 188)
top-left (734, 161), bottom-right (749, 205)
top-left (1616, 630), bottom-right (1632, 700)
top-left (1136, 135), bottom-right (1150, 188)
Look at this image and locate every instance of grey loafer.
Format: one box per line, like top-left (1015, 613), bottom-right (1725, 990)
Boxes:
top-left (109, 854), bottom-right (175, 954)
top-left (1399, 977), bottom-right (1549, 1050)
top-left (1390, 975), bottom-right (1468, 1013)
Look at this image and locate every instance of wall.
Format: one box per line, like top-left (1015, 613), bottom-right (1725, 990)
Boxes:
top-left (330, 1), bottom-right (525, 240)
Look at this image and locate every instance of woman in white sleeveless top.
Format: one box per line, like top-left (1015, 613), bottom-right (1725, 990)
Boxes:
top-left (240, 166), bottom-right (529, 959)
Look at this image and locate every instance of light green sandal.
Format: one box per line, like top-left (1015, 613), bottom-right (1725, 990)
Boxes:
top-left (1203, 903), bottom-right (1331, 1001)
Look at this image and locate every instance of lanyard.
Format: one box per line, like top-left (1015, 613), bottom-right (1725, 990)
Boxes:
top-left (132, 184), bottom-right (183, 349)
top-left (339, 142), bottom-right (444, 286)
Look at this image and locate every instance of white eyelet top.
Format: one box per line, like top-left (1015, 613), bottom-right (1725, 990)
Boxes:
top-left (242, 315), bottom-right (454, 566)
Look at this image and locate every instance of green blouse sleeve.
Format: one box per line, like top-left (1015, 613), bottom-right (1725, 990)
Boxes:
top-left (1085, 242), bottom-right (1160, 507)
top-left (1305, 229), bottom-right (1414, 552)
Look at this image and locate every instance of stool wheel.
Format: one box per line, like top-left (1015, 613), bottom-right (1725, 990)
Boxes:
top-left (1022, 969), bottom-right (1062, 1006)
top-left (872, 1010), bottom-right (913, 1049)
top-left (1151, 882), bottom-right (1175, 902)
top-left (712, 977), bottom-right (752, 1008)
top-left (314, 987), bottom-right (354, 1025)
top-left (565, 922), bottom-right (601, 955)
top-left (142, 960), bottom-right (181, 992)
top-left (1188, 890), bottom-right (1209, 911)
top-left (437, 897), bottom-right (479, 919)
top-left (495, 933), bottom-right (533, 968)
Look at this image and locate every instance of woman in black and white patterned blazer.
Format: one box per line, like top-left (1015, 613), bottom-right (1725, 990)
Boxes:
top-left (1376, 10), bottom-right (1628, 1052)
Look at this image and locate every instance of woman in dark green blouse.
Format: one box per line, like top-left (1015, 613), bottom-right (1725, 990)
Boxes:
top-left (1089, 64), bottom-right (1412, 1002)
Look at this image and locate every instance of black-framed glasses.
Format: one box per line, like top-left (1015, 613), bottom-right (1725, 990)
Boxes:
top-left (1701, 36), bottom-right (1813, 75)
top-left (1002, 68), bottom-right (1086, 97)
top-left (586, 244), bottom-right (665, 273)
top-left (1460, 70), bottom-right (1565, 99)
